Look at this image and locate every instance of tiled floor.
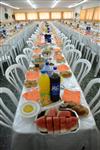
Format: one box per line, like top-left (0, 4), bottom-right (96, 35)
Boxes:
top-left (0, 50), bottom-right (100, 150)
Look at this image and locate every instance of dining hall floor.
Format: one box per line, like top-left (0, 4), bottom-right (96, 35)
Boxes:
top-left (0, 50), bottom-right (100, 150)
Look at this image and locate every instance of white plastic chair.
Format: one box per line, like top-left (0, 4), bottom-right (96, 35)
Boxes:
top-left (0, 87), bottom-right (18, 129)
top-left (5, 64), bottom-right (25, 93)
top-left (82, 47), bottom-right (96, 66)
top-left (26, 40), bottom-right (35, 49)
top-left (63, 39), bottom-right (71, 48)
top-left (23, 48), bottom-right (32, 62)
top-left (0, 46), bottom-right (13, 75)
top-left (65, 49), bottom-right (82, 68)
top-left (84, 78), bottom-right (100, 117)
top-left (16, 54), bottom-right (29, 73)
top-left (63, 44), bottom-right (75, 54)
top-left (72, 59), bottom-right (91, 84)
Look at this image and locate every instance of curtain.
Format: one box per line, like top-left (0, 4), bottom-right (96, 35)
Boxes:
top-left (80, 10), bottom-right (86, 20)
top-left (93, 7), bottom-right (100, 21)
top-left (86, 8), bottom-right (94, 20)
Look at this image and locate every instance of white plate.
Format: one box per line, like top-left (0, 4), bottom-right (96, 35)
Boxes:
top-left (20, 101), bottom-right (40, 118)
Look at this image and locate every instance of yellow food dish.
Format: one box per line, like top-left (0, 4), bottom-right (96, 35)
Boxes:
top-left (23, 105), bottom-right (35, 113)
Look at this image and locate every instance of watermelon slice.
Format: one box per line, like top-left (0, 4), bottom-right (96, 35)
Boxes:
top-left (70, 117), bottom-right (78, 129)
top-left (46, 108), bottom-right (58, 117)
top-left (66, 118), bottom-right (72, 130)
top-left (66, 117), bottom-right (78, 130)
top-left (35, 116), bottom-right (47, 132)
top-left (46, 117), bottom-right (53, 134)
top-left (58, 111), bottom-right (72, 118)
top-left (53, 117), bottom-right (60, 134)
top-left (59, 117), bottom-right (66, 133)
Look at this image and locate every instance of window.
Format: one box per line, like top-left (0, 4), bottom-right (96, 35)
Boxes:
top-left (51, 12), bottom-right (61, 19)
top-left (39, 12), bottom-right (49, 19)
top-left (27, 13), bottom-right (38, 20)
top-left (15, 13), bottom-right (26, 21)
top-left (63, 12), bottom-right (73, 19)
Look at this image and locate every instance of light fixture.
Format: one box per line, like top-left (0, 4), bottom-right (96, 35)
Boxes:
top-left (27, 0), bottom-right (37, 9)
top-left (68, 0), bottom-right (88, 8)
top-left (0, 1), bottom-right (20, 9)
top-left (51, 0), bottom-right (60, 8)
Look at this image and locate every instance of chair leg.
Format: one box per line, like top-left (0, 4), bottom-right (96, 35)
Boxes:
top-left (0, 62), bottom-right (4, 75)
top-left (94, 57), bottom-right (100, 77)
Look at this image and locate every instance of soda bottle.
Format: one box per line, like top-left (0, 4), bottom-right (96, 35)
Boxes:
top-left (38, 70), bottom-right (51, 106)
top-left (50, 66), bottom-right (61, 102)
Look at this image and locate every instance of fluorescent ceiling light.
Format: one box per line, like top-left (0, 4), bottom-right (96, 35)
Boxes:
top-left (68, 0), bottom-right (88, 8)
top-left (0, 1), bottom-right (20, 9)
top-left (27, 0), bottom-right (37, 9)
top-left (51, 0), bottom-right (60, 8)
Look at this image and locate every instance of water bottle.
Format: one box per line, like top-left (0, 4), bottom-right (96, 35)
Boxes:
top-left (42, 62), bottom-right (52, 77)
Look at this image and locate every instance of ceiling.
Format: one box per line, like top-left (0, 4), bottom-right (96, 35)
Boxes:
top-left (1, 0), bottom-right (100, 9)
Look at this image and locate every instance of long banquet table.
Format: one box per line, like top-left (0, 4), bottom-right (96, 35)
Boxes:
top-left (11, 26), bottom-right (99, 150)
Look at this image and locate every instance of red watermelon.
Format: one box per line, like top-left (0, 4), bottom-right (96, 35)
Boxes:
top-left (35, 116), bottom-right (47, 132)
top-left (46, 117), bottom-right (53, 134)
top-left (46, 108), bottom-right (58, 117)
top-left (53, 117), bottom-right (60, 134)
top-left (66, 118), bottom-right (72, 130)
top-left (59, 117), bottom-right (66, 133)
top-left (70, 117), bottom-right (78, 128)
top-left (58, 111), bottom-right (72, 118)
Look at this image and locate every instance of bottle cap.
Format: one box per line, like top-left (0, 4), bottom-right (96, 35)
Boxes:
top-left (53, 66), bottom-right (57, 70)
top-left (41, 70), bottom-right (46, 74)
top-left (46, 62), bottom-right (49, 65)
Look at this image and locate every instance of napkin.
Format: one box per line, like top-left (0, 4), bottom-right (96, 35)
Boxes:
top-left (54, 47), bottom-right (61, 52)
top-left (25, 71), bottom-right (40, 81)
top-left (23, 88), bottom-right (40, 101)
top-left (57, 64), bottom-right (69, 72)
top-left (62, 89), bottom-right (80, 104)
top-left (33, 49), bottom-right (41, 54)
top-left (55, 54), bottom-right (64, 60)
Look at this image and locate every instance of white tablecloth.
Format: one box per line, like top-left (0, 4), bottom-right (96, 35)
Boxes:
top-left (11, 28), bottom-right (99, 150)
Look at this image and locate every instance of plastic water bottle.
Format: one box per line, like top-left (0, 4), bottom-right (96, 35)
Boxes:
top-left (42, 62), bottom-right (52, 77)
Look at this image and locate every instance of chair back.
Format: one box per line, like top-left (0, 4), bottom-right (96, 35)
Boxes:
top-left (84, 78), bottom-right (100, 116)
top-left (23, 48), bottom-right (32, 62)
top-left (5, 64), bottom-right (25, 93)
top-left (72, 59), bottom-right (91, 84)
top-left (0, 87), bottom-right (18, 128)
top-left (65, 49), bottom-right (82, 68)
top-left (16, 54), bottom-right (29, 72)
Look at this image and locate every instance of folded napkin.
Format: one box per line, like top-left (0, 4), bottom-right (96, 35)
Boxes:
top-left (25, 71), bottom-right (40, 81)
top-left (62, 89), bottom-right (80, 104)
top-left (54, 47), bottom-right (61, 52)
top-left (55, 54), bottom-right (64, 60)
top-left (23, 88), bottom-right (40, 101)
top-left (33, 49), bottom-right (41, 54)
top-left (57, 64), bottom-right (69, 72)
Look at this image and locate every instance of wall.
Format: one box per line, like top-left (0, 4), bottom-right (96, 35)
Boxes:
top-left (13, 8), bottom-right (74, 13)
top-left (0, 5), bottom-right (14, 23)
top-left (75, 1), bottom-right (100, 14)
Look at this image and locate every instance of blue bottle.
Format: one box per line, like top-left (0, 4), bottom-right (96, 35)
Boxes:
top-left (50, 67), bottom-right (60, 102)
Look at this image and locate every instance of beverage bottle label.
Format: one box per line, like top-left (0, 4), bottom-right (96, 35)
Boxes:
top-left (51, 82), bottom-right (60, 96)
